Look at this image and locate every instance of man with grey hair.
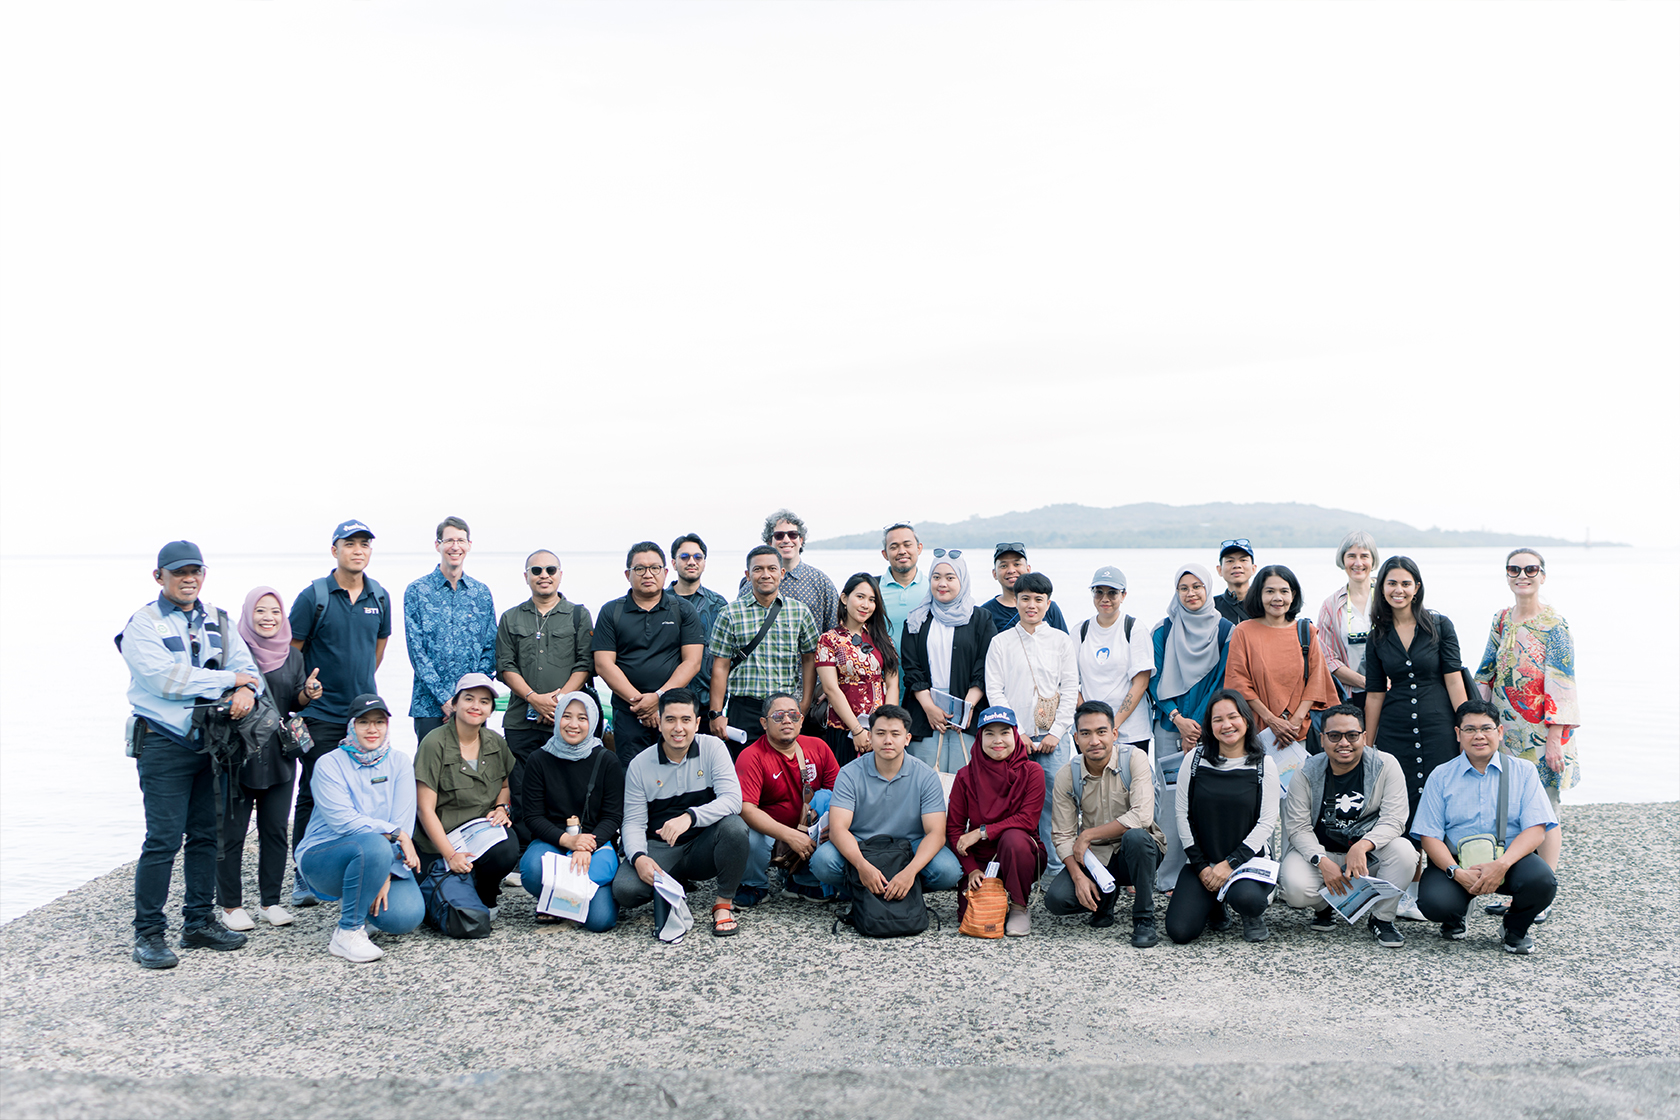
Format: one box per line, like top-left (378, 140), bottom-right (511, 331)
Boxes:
top-left (740, 508), bottom-right (839, 631)
top-left (878, 522), bottom-right (928, 650)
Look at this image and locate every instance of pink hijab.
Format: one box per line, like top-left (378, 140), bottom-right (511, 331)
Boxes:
top-left (238, 586), bottom-right (293, 674)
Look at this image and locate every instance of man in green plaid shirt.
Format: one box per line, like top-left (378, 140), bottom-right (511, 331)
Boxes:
top-left (707, 545), bottom-right (819, 759)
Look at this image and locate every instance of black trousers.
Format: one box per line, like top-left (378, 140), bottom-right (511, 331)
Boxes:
top-left (724, 696), bottom-right (765, 762)
top-left (1045, 828), bottom-right (1162, 920)
top-left (413, 716), bottom-right (446, 744)
top-left (1419, 854), bottom-right (1557, 938)
top-left (217, 778), bottom-right (294, 908)
top-left (1165, 864), bottom-right (1272, 944)
top-left (417, 838), bottom-right (522, 908)
top-left (611, 699), bottom-right (662, 768)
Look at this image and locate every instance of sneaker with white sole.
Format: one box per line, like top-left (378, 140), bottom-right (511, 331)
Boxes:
top-left (329, 926), bottom-right (384, 963)
top-left (1309, 908), bottom-right (1338, 932)
top-left (221, 907), bottom-right (256, 932)
top-left (259, 905), bottom-right (294, 927)
top-left (1369, 917), bottom-right (1405, 948)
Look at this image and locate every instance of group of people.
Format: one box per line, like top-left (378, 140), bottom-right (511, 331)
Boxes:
top-left (119, 513), bottom-right (1579, 968)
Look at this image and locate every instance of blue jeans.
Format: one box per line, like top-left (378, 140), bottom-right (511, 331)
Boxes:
top-left (133, 730), bottom-right (218, 935)
top-left (743, 789), bottom-right (832, 891)
top-left (809, 839), bottom-right (963, 892)
top-left (906, 731), bottom-right (968, 774)
top-left (1032, 734), bottom-right (1072, 879)
top-left (298, 831), bottom-right (425, 934)
top-left (519, 841), bottom-right (619, 932)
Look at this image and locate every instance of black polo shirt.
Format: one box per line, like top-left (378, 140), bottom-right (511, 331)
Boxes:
top-left (1214, 590), bottom-right (1250, 625)
top-left (289, 572), bottom-right (392, 723)
top-left (590, 590), bottom-right (706, 699)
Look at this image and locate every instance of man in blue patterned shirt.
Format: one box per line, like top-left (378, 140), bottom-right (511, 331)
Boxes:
top-left (404, 516), bottom-right (497, 743)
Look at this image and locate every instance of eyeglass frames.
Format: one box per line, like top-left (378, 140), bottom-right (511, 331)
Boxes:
top-left (630, 564), bottom-right (666, 576)
top-left (1321, 730), bottom-right (1363, 745)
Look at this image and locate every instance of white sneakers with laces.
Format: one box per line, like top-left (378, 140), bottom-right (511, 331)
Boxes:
top-left (329, 926), bottom-right (384, 963)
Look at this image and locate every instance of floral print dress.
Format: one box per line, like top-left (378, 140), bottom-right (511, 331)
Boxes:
top-left (1474, 604), bottom-right (1581, 794)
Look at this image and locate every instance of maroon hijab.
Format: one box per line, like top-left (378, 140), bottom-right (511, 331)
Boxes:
top-left (965, 725), bottom-right (1040, 824)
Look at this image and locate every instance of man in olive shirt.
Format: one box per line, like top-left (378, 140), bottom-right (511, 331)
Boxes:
top-left (496, 550), bottom-right (594, 846)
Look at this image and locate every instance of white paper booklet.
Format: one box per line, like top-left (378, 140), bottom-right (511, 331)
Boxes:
top-left (808, 810), bottom-right (828, 845)
top-left (651, 868), bottom-right (694, 943)
top-left (536, 850), bottom-right (599, 923)
top-left (1216, 855), bottom-right (1280, 900)
top-left (1318, 876), bottom-right (1404, 925)
top-left (444, 818), bottom-right (508, 859)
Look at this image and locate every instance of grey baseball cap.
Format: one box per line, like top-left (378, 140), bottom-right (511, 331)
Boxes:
top-left (1089, 565), bottom-right (1127, 591)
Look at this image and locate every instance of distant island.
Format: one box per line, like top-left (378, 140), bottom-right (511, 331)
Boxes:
top-left (809, 502), bottom-right (1623, 550)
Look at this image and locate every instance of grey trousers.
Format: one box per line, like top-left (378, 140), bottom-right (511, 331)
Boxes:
top-left (612, 814), bottom-right (751, 910)
top-left (1278, 836), bottom-right (1418, 922)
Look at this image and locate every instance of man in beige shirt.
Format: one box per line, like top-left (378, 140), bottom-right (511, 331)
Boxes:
top-left (1046, 700), bottom-right (1167, 948)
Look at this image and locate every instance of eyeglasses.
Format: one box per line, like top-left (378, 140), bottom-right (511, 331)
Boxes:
top-left (1321, 730), bottom-right (1362, 744)
top-left (631, 564), bottom-right (666, 576)
top-left (766, 710), bottom-right (802, 723)
top-left (1092, 588), bottom-right (1122, 598)
top-left (1460, 723), bottom-right (1499, 735)
top-left (932, 548), bottom-right (962, 559)
top-left (1220, 539), bottom-right (1252, 552)
top-left (1505, 565), bottom-right (1543, 577)
top-left (675, 552), bottom-right (705, 562)
top-left (528, 565), bottom-right (559, 577)
top-left (438, 537), bottom-right (470, 546)
top-left (772, 530), bottom-right (801, 541)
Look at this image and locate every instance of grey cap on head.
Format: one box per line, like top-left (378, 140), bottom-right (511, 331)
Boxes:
top-left (1089, 565), bottom-right (1127, 591)
top-left (452, 672), bottom-right (498, 700)
top-left (156, 541), bottom-right (204, 571)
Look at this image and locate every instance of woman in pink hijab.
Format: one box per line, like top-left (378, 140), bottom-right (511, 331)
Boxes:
top-left (217, 586), bottom-right (323, 932)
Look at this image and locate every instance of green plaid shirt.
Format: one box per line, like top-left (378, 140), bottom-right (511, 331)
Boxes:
top-left (708, 593), bottom-right (819, 701)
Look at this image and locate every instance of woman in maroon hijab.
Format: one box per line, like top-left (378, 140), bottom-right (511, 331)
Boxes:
top-left (947, 706), bottom-right (1048, 936)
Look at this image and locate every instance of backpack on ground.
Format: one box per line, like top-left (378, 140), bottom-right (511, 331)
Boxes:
top-left (419, 857), bottom-right (492, 940)
top-left (832, 835), bottom-right (939, 938)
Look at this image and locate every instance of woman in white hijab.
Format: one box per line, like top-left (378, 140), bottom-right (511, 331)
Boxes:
top-left (898, 549), bottom-right (999, 776)
top-left (1146, 564), bottom-right (1237, 894)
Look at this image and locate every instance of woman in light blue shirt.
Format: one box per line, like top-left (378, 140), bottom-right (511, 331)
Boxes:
top-left (295, 694), bottom-right (423, 963)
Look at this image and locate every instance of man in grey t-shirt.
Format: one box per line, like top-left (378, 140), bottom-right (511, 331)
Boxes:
top-left (808, 705), bottom-right (962, 895)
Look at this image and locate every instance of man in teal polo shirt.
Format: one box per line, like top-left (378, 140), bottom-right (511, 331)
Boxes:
top-left (878, 522), bottom-right (928, 651)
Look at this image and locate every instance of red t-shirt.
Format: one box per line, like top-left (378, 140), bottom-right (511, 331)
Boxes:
top-left (735, 734), bottom-right (839, 829)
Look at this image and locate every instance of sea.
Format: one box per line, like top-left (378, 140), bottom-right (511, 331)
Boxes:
top-left (2, 545), bottom-right (1673, 924)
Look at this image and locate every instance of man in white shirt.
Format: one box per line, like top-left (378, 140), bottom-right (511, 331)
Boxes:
top-left (983, 571), bottom-right (1080, 881)
top-left (1075, 566), bottom-right (1154, 750)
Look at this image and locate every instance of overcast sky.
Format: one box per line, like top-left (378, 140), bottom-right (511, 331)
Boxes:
top-left (2, 1), bottom-right (1675, 558)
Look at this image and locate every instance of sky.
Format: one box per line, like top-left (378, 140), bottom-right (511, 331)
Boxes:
top-left (2, 0), bottom-right (1676, 559)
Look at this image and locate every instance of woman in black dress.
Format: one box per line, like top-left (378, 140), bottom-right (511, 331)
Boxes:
top-left (1363, 555), bottom-right (1469, 829)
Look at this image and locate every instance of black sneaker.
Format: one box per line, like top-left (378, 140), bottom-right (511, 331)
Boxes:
top-left (1088, 910), bottom-right (1116, 929)
top-left (1483, 901), bottom-right (1510, 917)
top-left (132, 932), bottom-right (178, 970)
top-left (1241, 915), bottom-right (1270, 942)
top-left (1309, 907), bottom-right (1337, 932)
top-left (1441, 915), bottom-right (1468, 940)
top-left (1502, 925), bottom-right (1535, 955)
top-left (180, 923), bottom-right (247, 952)
top-left (1130, 917), bottom-right (1159, 948)
top-left (1206, 903), bottom-right (1233, 933)
top-left (1369, 917), bottom-right (1405, 948)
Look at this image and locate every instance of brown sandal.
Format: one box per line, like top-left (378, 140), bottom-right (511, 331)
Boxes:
top-left (711, 901), bottom-right (738, 937)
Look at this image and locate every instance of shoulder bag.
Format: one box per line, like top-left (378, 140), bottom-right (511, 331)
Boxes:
top-left (770, 740), bottom-right (817, 875)
top-left (1017, 629), bottom-right (1058, 734)
top-left (1454, 759), bottom-right (1509, 867)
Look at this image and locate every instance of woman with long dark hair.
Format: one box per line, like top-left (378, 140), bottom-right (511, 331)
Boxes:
top-left (815, 572), bottom-right (900, 766)
top-left (1164, 689), bottom-right (1281, 944)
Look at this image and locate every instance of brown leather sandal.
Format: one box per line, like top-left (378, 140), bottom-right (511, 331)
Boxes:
top-left (711, 900), bottom-right (738, 937)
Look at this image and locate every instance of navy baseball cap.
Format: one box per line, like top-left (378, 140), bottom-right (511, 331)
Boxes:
top-left (976, 706), bottom-right (1017, 729)
top-left (332, 519), bottom-right (375, 544)
top-left (347, 694), bottom-right (392, 720)
top-left (156, 541), bottom-right (204, 570)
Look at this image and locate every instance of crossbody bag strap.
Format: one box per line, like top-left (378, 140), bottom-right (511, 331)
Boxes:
top-left (731, 599), bottom-right (783, 670)
top-left (1495, 756), bottom-right (1509, 851)
top-left (1017, 628), bottom-right (1054, 704)
top-left (583, 746), bottom-right (607, 816)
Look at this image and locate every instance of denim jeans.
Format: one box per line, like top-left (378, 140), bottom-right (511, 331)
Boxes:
top-left (906, 730), bottom-right (969, 774)
top-left (1032, 734), bottom-right (1072, 880)
top-left (809, 839), bottom-right (963, 893)
top-left (133, 730), bottom-right (218, 936)
top-left (297, 831), bottom-right (425, 933)
top-left (520, 841), bottom-right (619, 932)
top-left (743, 790), bottom-right (831, 891)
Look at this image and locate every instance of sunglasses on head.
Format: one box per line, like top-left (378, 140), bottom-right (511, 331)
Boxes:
top-left (994, 542), bottom-right (1025, 554)
top-left (932, 547), bottom-right (962, 559)
top-left (1220, 538), bottom-right (1252, 552)
top-left (1506, 564), bottom-right (1543, 577)
top-left (528, 565), bottom-right (559, 577)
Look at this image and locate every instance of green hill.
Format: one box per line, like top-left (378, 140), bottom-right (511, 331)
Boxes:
top-left (810, 502), bottom-right (1616, 550)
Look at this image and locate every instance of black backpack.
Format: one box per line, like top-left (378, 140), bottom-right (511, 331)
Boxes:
top-left (831, 835), bottom-right (939, 938)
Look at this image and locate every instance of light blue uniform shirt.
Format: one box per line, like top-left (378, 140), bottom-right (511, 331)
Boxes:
top-left (121, 595), bottom-right (262, 740)
top-left (879, 569), bottom-right (928, 651)
top-left (1411, 750), bottom-right (1558, 851)
top-left (295, 747), bottom-right (418, 881)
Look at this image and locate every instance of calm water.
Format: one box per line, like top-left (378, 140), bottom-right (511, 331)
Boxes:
top-left (2, 546), bottom-right (1673, 923)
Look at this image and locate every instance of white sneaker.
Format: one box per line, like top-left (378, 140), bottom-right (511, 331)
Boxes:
top-left (1396, 896), bottom-right (1427, 922)
top-left (488, 906), bottom-right (500, 921)
top-left (259, 905), bottom-right (294, 927)
top-left (221, 908), bottom-right (256, 932)
top-left (329, 926), bottom-right (384, 963)
top-left (503, 870), bottom-right (522, 887)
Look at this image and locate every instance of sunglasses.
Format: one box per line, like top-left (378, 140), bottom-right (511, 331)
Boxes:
top-left (994, 542), bottom-right (1025, 555)
top-left (850, 634), bottom-right (875, 655)
top-left (675, 551), bottom-right (705, 562)
top-left (528, 565), bottom-right (559, 577)
top-left (1322, 730), bottom-right (1362, 745)
top-left (1220, 538), bottom-right (1252, 552)
top-left (932, 547), bottom-right (962, 559)
top-left (772, 530), bottom-right (801, 541)
top-left (766, 710), bottom-right (802, 723)
top-left (1506, 564), bottom-right (1543, 577)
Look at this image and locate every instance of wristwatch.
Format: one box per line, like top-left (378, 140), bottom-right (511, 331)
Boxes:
top-left (979, 824), bottom-right (988, 841)
top-left (1310, 853), bottom-right (1323, 868)
top-left (1446, 863), bottom-right (1460, 879)
top-left (706, 710), bottom-right (723, 722)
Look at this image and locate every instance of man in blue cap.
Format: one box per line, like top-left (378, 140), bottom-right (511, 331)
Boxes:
top-left (287, 518), bottom-right (392, 905)
top-left (118, 540), bottom-right (263, 968)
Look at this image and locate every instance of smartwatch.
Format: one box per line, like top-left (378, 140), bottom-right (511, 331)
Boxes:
top-left (1310, 853), bottom-right (1323, 868)
top-left (705, 711), bottom-right (723, 722)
